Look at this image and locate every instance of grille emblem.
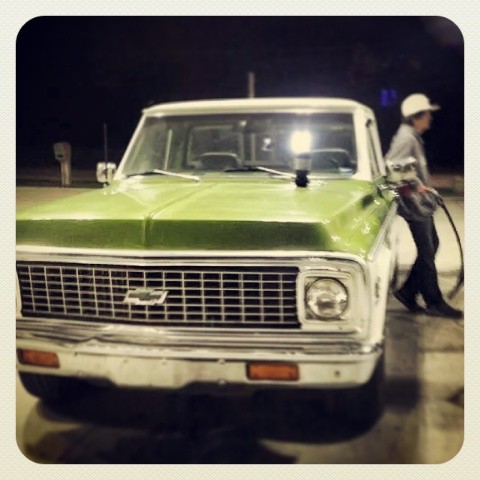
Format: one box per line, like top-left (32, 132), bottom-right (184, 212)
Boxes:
top-left (123, 288), bottom-right (168, 306)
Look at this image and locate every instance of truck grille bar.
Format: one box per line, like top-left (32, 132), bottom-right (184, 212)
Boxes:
top-left (17, 262), bottom-right (300, 328)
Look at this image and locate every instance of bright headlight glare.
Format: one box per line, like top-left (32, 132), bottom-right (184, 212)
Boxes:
top-left (306, 278), bottom-right (348, 319)
top-left (290, 130), bottom-right (312, 155)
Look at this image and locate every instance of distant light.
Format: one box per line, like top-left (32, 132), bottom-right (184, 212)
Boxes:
top-left (380, 88), bottom-right (398, 107)
top-left (290, 130), bottom-right (312, 154)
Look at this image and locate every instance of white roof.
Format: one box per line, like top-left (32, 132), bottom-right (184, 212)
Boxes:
top-left (143, 97), bottom-right (371, 116)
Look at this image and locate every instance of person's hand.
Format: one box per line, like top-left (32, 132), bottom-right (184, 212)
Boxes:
top-left (416, 183), bottom-right (430, 193)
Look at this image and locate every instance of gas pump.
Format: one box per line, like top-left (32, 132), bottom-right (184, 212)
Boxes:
top-left (53, 141), bottom-right (72, 187)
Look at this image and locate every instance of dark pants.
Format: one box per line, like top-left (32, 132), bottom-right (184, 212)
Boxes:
top-left (400, 216), bottom-right (443, 306)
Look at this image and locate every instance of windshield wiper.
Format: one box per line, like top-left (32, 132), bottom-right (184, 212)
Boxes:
top-left (127, 169), bottom-right (200, 181)
top-left (224, 165), bottom-right (295, 178)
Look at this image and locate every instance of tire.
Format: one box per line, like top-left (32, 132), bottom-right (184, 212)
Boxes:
top-left (333, 353), bottom-right (385, 428)
top-left (19, 372), bottom-right (90, 404)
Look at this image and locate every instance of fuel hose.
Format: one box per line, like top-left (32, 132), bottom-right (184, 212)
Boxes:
top-left (434, 194), bottom-right (464, 299)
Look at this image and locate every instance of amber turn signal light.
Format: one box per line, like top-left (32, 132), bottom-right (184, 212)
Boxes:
top-left (17, 349), bottom-right (60, 368)
top-left (247, 362), bottom-right (299, 381)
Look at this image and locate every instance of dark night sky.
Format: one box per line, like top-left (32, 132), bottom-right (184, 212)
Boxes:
top-left (16, 16), bottom-right (464, 171)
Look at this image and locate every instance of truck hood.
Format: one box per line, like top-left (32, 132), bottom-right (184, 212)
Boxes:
top-left (16, 177), bottom-right (388, 255)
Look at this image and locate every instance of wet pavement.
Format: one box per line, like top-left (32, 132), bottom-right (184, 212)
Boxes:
top-left (15, 188), bottom-right (464, 464)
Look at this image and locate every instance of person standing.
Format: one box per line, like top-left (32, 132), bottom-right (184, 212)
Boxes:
top-left (386, 93), bottom-right (463, 319)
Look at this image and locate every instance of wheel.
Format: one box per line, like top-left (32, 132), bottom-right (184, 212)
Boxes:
top-left (19, 372), bottom-right (90, 403)
top-left (333, 353), bottom-right (385, 428)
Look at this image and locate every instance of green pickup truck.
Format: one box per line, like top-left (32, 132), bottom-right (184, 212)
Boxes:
top-left (16, 98), bottom-right (398, 422)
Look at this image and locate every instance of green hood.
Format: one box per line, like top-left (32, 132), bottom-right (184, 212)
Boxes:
top-left (17, 177), bottom-right (391, 256)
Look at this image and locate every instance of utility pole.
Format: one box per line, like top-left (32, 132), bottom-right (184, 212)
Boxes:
top-left (103, 123), bottom-right (108, 166)
top-left (247, 71), bottom-right (255, 98)
top-left (247, 71), bottom-right (256, 162)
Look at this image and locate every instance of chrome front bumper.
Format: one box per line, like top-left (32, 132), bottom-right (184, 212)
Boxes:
top-left (16, 317), bottom-right (383, 389)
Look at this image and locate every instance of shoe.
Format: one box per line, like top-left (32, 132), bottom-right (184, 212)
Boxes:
top-left (393, 290), bottom-right (425, 313)
top-left (425, 301), bottom-right (463, 319)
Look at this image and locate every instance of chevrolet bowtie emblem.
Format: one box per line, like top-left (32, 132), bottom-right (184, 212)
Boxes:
top-left (123, 288), bottom-right (169, 306)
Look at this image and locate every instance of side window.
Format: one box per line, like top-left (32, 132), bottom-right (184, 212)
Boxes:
top-left (124, 118), bottom-right (169, 174)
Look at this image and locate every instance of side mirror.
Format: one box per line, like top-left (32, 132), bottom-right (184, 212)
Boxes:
top-left (96, 162), bottom-right (117, 184)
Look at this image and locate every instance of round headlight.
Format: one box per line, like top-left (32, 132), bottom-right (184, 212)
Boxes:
top-left (306, 279), bottom-right (348, 319)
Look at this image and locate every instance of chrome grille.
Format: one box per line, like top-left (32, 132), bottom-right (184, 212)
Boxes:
top-left (17, 262), bottom-right (299, 328)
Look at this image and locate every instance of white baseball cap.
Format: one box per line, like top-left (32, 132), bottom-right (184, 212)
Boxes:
top-left (401, 93), bottom-right (440, 117)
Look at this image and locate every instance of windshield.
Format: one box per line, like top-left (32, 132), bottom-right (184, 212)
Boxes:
top-left (121, 113), bottom-right (357, 177)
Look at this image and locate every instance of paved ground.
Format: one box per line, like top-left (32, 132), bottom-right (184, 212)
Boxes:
top-left (15, 187), bottom-right (464, 464)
